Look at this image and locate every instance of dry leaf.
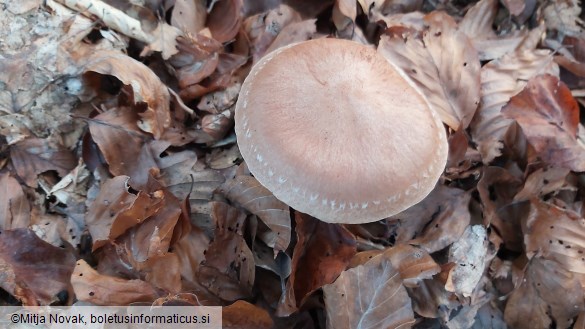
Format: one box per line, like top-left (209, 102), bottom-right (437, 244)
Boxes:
top-left (171, 0), bottom-right (207, 35)
top-left (198, 202), bottom-right (255, 299)
top-left (88, 107), bottom-right (158, 189)
top-left (71, 259), bottom-right (160, 305)
top-left (83, 51), bottom-right (171, 138)
top-left (504, 258), bottom-right (584, 329)
top-left (524, 199), bottom-right (585, 274)
top-left (220, 175), bottom-right (291, 254)
top-left (378, 12), bottom-right (481, 130)
top-left (10, 137), bottom-right (76, 187)
top-left (278, 213), bottom-right (356, 316)
top-left (0, 173), bottom-right (30, 230)
top-left (323, 253), bottom-right (415, 329)
top-left (85, 176), bottom-right (164, 250)
top-left (222, 300), bottom-right (274, 329)
top-left (470, 50), bottom-right (559, 163)
top-left (333, 0), bottom-right (356, 38)
top-left (445, 225), bottom-right (489, 297)
top-left (0, 228), bottom-right (76, 305)
top-left (207, 0), bottom-right (243, 43)
top-left (502, 74), bottom-right (585, 171)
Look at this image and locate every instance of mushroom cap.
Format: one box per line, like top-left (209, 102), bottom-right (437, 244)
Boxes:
top-left (235, 38), bottom-right (448, 224)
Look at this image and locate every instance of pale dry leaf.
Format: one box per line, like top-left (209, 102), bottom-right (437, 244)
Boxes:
top-left (543, 0), bottom-right (584, 38)
top-left (56, 0), bottom-right (181, 59)
top-left (445, 225), bottom-right (488, 297)
top-left (220, 175), bottom-right (291, 253)
top-left (264, 19), bottom-right (317, 55)
top-left (470, 50), bottom-right (559, 163)
top-left (323, 255), bottom-right (415, 329)
top-left (171, 0), bottom-right (206, 35)
top-left (332, 0), bottom-right (356, 38)
top-left (84, 51), bottom-right (171, 138)
top-left (378, 11), bottom-right (481, 130)
top-left (459, 0), bottom-right (531, 60)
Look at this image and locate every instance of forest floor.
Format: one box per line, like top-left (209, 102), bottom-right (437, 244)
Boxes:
top-left (1, 0), bottom-right (585, 328)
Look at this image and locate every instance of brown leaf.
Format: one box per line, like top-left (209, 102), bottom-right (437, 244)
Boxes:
top-left (502, 74), bottom-right (584, 171)
top-left (514, 167), bottom-right (572, 202)
top-left (220, 175), bottom-right (290, 254)
top-left (10, 137), bottom-right (76, 187)
top-left (278, 213), bottom-right (356, 316)
top-left (71, 259), bottom-right (160, 305)
top-left (504, 258), bottom-right (584, 329)
top-left (264, 19), bottom-right (317, 55)
top-left (173, 223), bottom-right (210, 283)
top-left (323, 253), bottom-right (415, 329)
top-left (524, 199), bottom-right (585, 274)
top-left (85, 176), bottom-right (164, 250)
top-left (391, 185), bottom-right (471, 252)
top-left (382, 244), bottom-right (441, 288)
top-left (409, 187), bottom-right (471, 253)
top-left (198, 202), bottom-right (255, 299)
top-left (207, 0), bottom-right (243, 43)
top-left (121, 184), bottom-right (182, 262)
top-left (83, 51), bottom-right (171, 138)
top-left (0, 228), bottom-right (76, 305)
top-left (0, 173), bottom-right (30, 230)
top-left (470, 50), bottom-right (559, 163)
top-left (222, 300), bottom-right (274, 329)
top-left (477, 166), bottom-right (523, 225)
top-left (378, 12), bottom-right (481, 130)
top-left (408, 277), bottom-right (459, 319)
top-left (88, 107), bottom-right (158, 189)
top-left (243, 4), bottom-right (302, 62)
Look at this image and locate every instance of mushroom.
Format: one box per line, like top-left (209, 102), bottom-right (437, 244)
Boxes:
top-left (234, 38), bottom-right (448, 224)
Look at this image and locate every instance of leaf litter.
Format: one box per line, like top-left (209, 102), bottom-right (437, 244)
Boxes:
top-left (1, 0), bottom-right (585, 327)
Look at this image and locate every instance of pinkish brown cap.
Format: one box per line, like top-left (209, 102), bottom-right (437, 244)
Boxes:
top-left (235, 38), bottom-right (448, 224)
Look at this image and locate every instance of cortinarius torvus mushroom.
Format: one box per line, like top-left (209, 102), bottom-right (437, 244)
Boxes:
top-left (235, 38), bottom-right (448, 224)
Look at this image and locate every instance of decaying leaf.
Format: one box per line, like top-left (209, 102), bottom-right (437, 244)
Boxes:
top-left (85, 176), bottom-right (164, 250)
top-left (71, 259), bottom-right (160, 305)
top-left (197, 202), bottom-right (255, 300)
top-left (0, 228), bottom-right (76, 305)
top-left (220, 175), bottom-right (291, 254)
top-left (83, 51), bottom-right (171, 138)
top-left (504, 258), bottom-right (584, 329)
top-left (223, 300), bottom-right (274, 329)
top-left (323, 252), bottom-right (415, 329)
top-left (445, 225), bottom-right (489, 297)
top-left (502, 74), bottom-right (585, 171)
top-left (378, 12), bottom-right (481, 130)
top-left (10, 137), bottom-right (76, 187)
top-left (278, 213), bottom-right (356, 316)
top-left (0, 173), bottom-right (30, 230)
top-left (470, 50), bottom-right (559, 163)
